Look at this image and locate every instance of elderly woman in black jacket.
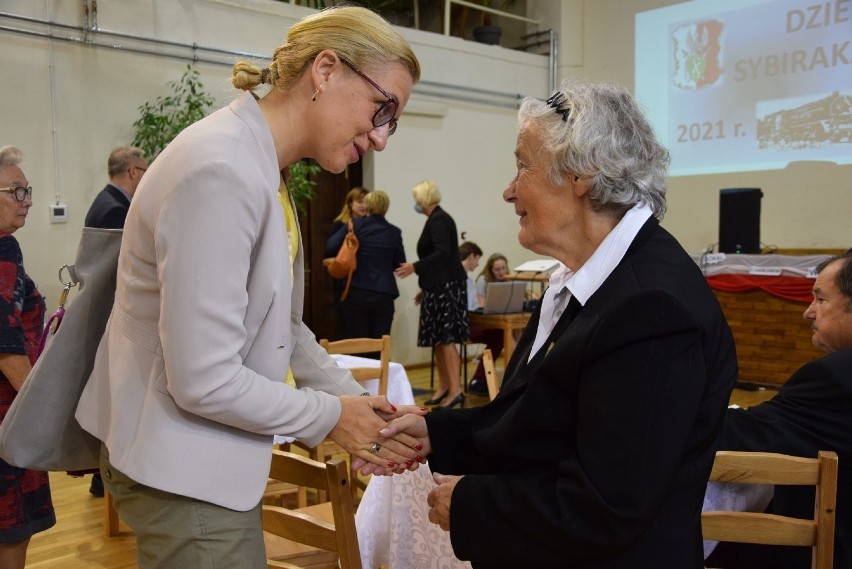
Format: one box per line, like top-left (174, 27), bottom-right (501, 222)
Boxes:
top-left (395, 180), bottom-right (468, 409)
top-left (377, 81), bottom-right (737, 568)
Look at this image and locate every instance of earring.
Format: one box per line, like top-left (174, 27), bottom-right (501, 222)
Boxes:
top-left (311, 88), bottom-right (319, 102)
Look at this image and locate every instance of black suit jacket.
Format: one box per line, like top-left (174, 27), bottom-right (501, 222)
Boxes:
top-left (710, 350), bottom-right (852, 569)
top-left (425, 218), bottom-right (737, 568)
top-left (84, 184), bottom-right (130, 229)
top-left (413, 206), bottom-right (466, 291)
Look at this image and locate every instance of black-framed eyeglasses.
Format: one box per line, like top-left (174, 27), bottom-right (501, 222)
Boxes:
top-left (0, 186), bottom-right (33, 202)
top-left (340, 58), bottom-right (399, 135)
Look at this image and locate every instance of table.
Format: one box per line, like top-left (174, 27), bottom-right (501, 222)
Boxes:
top-left (467, 312), bottom-right (531, 369)
top-left (690, 252), bottom-right (828, 279)
top-left (691, 252), bottom-right (828, 303)
top-left (690, 252), bottom-right (828, 385)
top-left (507, 272), bottom-right (550, 282)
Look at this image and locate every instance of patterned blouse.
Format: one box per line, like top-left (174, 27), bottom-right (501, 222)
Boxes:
top-left (0, 232), bottom-right (45, 416)
top-left (0, 232), bottom-right (53, 542)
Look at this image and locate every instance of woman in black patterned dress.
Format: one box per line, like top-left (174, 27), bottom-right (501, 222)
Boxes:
top-left (395, 180), bottom-right (468, 409)
top-left (0, 146), bottom-right (55, 569)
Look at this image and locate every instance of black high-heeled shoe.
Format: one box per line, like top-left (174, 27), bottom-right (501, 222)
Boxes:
top-left (434, 392), bottom-right (464, 410)
top-left (423, 390), bottom-right (449, 405)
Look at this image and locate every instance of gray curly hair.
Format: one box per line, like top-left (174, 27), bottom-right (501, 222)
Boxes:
top-left (518, 80), bottom-right (670, 219)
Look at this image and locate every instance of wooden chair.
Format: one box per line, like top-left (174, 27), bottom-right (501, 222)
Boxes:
top-left (264, 453), bottom-right (308, 509)
top-left (289, 335), bottom-right (391, 501)
top-left (263, 449), bottom-right (361, 569)
top-left (105, 490), bottom-right (122, 537)
top-left (319, 335), bottom-right (391, 399)
top-left (481, 348), bottom-right (499, 401)
top-left (702, 450), bottom-right (839, 569)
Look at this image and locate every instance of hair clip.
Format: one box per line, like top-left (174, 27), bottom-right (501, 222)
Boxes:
top-left (261, 68), bottom-right (271, 84)
top-left (545, 92), bottom-right (571, 122)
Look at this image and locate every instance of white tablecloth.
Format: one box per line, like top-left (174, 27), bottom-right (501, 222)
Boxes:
top-left (358, 463), bottom-right (773, 566)
top-left (702, 481), bottom-right (773, 558)
top-left (356, 463), bottom-right (471, 569)
top-left (349, 355), bottom-right (472, 569)
top-left (330, 354), bottom-right (416, 406)
top-left (690, 252), bottom-right (829, 278)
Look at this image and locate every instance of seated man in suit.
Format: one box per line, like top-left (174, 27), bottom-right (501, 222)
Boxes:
top-left (84, 146), bottom-right (147, 229)
top-left (707, 250), bottom-right (852, 569)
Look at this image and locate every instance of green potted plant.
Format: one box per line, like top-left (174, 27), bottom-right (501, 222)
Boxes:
top-left (132, 64), bottom-right (215, 160)
top-left (133, 64), bottom-right (319, 213)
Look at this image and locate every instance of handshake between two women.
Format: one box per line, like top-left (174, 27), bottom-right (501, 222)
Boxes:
top-left (330, 396), bottom-right (432, 474)
top-left (328, 396), bottom-right (431, 475)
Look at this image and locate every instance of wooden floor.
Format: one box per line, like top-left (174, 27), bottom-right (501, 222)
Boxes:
top-left (25, 361), bottom-right (776, 568)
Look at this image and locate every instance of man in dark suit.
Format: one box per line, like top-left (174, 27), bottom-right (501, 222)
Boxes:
top-left (84, 146), bottom-right (146, 496)
top-left (84, 146), bottom-right (147, 229)
top-left (707, 251), bottom-right (852, 569)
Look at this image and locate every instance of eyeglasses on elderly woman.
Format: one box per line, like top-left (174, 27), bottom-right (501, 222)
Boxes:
top-left (340, 58), bottom-right (399, 135)
top-left (0, 186), bottom-right (33, 202)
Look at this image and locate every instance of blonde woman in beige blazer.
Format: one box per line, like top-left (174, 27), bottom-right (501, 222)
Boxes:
top-left (75, 7), bottom-right (421, 568)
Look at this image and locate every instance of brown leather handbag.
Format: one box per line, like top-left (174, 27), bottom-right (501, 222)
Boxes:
top-left (326, 219), bottom-right (358, 300)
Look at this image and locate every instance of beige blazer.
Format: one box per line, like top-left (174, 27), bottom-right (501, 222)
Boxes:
top-left (76, 93), bottom-right (365, 511)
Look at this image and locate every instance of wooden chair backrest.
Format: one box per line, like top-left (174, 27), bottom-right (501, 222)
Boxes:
top-left (319, 335), bottom-right (391, 397)
top-left (482, 348), bottom-right (499, 401)
top-left (263, 450), bottom-right (362, 569)
top-left (702, 450), bottom-right (838, 569)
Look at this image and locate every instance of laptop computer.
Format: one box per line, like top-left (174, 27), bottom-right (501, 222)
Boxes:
top-left (480, 281), bottom-right (527, 314)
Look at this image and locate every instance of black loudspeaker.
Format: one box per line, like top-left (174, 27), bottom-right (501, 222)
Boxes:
top-left (719, 188), bottom-right (762, 254)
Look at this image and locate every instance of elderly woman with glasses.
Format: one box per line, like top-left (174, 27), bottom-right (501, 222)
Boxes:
top-left (0, 146), bottom-right (54, 569)
top-left (74, 7), bottom-right (424, 568)
top-left (374, 80), bottom-right (738, 568)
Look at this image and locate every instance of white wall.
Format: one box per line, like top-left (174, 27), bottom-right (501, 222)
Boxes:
top-left (0, 0), bottom-right (548, 366)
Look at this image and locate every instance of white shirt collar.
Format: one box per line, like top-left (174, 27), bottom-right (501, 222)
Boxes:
top-left (549, 203), bottom-right (653, 306)
top-left (528, 203), bottom-right (653, 360)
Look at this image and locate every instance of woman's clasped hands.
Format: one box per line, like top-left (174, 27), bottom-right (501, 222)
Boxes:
top-left (349, 411), bottom-right (432, 475)
top-left (330, 396), bottom-right (430, 474)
